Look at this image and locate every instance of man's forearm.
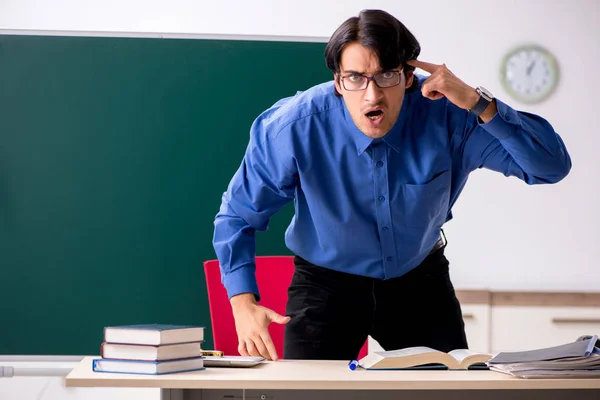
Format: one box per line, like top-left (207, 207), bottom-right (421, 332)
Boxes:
top-left (213, 204), bottom-right (261, 300)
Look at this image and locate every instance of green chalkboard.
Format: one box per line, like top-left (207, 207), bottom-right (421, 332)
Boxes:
top-left (0, 35), bottom-right (330, 355)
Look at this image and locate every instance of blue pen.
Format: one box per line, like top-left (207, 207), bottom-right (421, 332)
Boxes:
top-left (348, 359), bottom-right (359, 371)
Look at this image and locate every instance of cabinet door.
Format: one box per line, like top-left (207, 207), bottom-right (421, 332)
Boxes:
top-left (461, 304), bottom-right (491, 353)
top-left (491, 306), bottom-right (600, 353)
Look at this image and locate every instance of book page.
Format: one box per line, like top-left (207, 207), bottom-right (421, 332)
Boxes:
top-left (377, 346), bottom-right (441, 358)
top-left (448, 349), bottom-right (492, 368)
top-left (362, 346), bottom-right (456, 369)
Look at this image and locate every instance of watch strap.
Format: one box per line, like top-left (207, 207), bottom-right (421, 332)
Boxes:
top-left (469, 87), bottom-right (492, 117)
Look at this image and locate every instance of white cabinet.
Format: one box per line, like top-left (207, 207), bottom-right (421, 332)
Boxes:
top-left (461, 304), bottom-right (491, 353)
top-left (490, 306), bottom-right (600, 353)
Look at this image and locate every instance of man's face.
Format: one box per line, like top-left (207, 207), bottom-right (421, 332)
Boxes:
top-left (334, 42), bottom-right (413, 139)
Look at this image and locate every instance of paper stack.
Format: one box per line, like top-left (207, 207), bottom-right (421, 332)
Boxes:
top-left (487, 334), bottom-right (600, 379)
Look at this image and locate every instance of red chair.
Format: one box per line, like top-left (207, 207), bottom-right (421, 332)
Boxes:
top-left (203, 255), bottom-right (368, 359)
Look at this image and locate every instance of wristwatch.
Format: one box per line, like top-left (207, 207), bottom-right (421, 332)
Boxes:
top-left (469, 86), bottom-right (494, 117)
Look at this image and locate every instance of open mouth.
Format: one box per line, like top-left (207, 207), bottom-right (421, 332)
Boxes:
top-left (365, 110), bottom-right (383, 120)
top-left (364, 109), bottom-right (384, 126)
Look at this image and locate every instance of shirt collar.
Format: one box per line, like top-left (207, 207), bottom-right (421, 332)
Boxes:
top-left (346, 114), bottom-right (374, 155)
top-left (342, 89), bottom-right (413, 156)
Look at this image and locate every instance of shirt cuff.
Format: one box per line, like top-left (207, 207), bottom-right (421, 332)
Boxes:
top-left (222, 266), bottom-right (260, 301)
top-left (479, 98), bottom-right (521, 140)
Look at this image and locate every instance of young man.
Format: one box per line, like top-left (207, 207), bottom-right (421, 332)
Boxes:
top-left (212, 9), bottom-right (571, 361)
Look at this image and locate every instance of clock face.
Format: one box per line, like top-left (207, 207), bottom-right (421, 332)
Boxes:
top-left (500, 45), bottom-right (559, 104)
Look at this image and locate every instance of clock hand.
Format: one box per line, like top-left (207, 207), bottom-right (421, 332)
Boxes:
top-left (526, 60), bottom-right (537, 76)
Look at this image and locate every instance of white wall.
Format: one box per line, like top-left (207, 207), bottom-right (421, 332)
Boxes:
top-left (1, 0), bottom-right (598, 292)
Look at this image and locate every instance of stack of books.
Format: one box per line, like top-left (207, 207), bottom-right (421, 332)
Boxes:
top-left (487, 334), bottom-right (600, 378)
top-left (92, 324), bottom-right (206, 375)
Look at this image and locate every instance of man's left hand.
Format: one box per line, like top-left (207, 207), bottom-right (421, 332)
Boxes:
top-left (406, 59), bottom-right (497, 122)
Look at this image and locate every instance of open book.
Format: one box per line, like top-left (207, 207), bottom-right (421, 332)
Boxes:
top-left (358, 346), bottom-right (492, 370)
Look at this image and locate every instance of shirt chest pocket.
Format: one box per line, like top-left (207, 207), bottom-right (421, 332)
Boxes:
top-left (397, 169), bottom-right (451, 228)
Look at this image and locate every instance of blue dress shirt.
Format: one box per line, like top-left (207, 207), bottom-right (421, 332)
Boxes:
top-left (212, 76), bottom-right (571, 300)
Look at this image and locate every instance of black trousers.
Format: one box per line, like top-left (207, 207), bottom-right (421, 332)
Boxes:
top-left (283, 248), bottom-right (468, 360)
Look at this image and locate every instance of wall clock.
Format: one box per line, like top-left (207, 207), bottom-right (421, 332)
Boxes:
top-left (500, 44), bottom-right (559, 104)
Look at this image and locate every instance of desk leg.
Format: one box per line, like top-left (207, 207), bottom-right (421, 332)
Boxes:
top-left (160, 388), bottom-right (203, 400)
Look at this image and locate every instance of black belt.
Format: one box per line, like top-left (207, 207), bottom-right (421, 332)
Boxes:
top-left (429, 230), bottom-right (447, 255)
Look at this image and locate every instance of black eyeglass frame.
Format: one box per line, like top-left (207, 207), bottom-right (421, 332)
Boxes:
top-left (339, 69), bottom-right (404, 91)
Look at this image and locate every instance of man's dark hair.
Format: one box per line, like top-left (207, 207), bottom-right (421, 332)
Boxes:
top-left (324, 9), bottom-right (421, 95)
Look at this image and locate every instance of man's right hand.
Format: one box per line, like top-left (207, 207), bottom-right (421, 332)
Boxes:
top-left (230, 293), bottom-right (291, 360)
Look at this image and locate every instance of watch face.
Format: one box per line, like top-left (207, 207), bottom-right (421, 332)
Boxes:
top-left (500, 45), bottom-right (559, 104)
top-left (478, 86), bottom-right (493, 101)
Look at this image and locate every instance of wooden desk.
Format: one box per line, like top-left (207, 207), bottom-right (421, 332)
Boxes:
top-left (66, 357), bottom-right (600, 400)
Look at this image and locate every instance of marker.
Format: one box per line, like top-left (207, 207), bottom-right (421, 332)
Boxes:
top-left (348, 359), bottom-right (359, 371)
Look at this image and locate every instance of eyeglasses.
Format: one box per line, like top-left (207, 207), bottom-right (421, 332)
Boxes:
top-left (340, 69), bottom-right (403, 91)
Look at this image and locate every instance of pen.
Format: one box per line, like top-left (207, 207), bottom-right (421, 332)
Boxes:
top-left (348, 359), bottom-right (359, 371)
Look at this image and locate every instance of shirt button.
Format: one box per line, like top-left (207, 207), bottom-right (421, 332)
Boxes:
top-left (376, 161), bottom-right (384, 168)
top-left (382, 226), bottom-right (389, 232)
top-left (378, 196), bottom-right (385, 202)
top-left (386, 256), bottom-right (393, 262)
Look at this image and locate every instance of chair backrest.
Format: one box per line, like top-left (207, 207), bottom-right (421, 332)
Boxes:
top-left (203, 255), bottom-right (368, 359)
